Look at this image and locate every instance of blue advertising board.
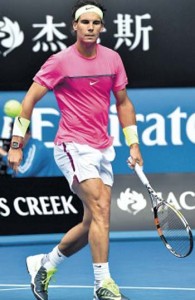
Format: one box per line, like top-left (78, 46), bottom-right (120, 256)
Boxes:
top-left (0, 87), bottom-right (194, 176)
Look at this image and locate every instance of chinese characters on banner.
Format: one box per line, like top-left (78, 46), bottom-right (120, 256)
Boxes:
top-left (0, 14), bottom-right (153, 56)
top-left (114, 14), bottom-right (153, 51)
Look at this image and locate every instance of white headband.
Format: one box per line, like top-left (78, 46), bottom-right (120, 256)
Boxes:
top-left (75, 5), bottom-right (103, 21)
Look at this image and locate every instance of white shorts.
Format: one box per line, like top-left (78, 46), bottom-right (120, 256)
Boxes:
top-left (54, 142), bottom-right (115, 192)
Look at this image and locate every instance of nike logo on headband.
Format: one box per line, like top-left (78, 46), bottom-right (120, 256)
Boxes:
top-left (85, 6), bottom-right (95, 10)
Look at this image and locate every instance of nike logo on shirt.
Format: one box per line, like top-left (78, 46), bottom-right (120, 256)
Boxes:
top-left (90, 81), bottom-right (98, 86)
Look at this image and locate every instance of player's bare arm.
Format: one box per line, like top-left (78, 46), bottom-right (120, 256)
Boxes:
top-left (114, 88), bottom-right (143, 167)
top-left (8, 82), bottom-right (48, 172)
top-left (20, 82), bottom-right (48, 120)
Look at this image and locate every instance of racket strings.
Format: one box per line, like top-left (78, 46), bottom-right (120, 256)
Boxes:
top-left (157, 203), bottom-right (191, 257)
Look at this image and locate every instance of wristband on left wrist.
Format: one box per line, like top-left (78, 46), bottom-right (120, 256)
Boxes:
top-left (123, 125), bottom-right (139, 146)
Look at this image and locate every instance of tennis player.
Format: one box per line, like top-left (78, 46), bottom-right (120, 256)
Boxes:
top-left (8, 0), bottom-right (143, 299)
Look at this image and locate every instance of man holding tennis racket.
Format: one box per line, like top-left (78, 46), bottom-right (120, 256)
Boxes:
top-left (8, 0), bottom-right (143, 299)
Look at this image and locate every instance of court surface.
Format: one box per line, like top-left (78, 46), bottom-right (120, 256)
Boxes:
top-left (0, 231), bottom-right (194, 300)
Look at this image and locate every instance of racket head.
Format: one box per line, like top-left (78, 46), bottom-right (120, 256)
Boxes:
top-left (154, 201), bottom-right (193, 258)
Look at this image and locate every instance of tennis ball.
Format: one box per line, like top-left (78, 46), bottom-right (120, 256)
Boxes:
top-left (3, 99), bottom-right (22, 118)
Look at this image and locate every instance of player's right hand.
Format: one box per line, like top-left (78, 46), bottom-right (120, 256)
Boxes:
top-left (8, 148), bottom-right (23, 172)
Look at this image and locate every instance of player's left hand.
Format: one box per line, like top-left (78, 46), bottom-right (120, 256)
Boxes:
top-left (127, 143), bottom-right (143, 169)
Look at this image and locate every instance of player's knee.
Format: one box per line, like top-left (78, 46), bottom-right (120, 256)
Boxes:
top-left (92, 199), bottom-right (110, 225)
top-left (82, 214), bottom-right (92, 230)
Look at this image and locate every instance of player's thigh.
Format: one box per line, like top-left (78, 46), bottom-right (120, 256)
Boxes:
top-left (73, 178), bottom-right (112, 211)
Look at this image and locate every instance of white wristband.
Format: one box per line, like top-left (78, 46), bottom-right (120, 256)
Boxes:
top-left (12, 117), bottom-right (30, 138)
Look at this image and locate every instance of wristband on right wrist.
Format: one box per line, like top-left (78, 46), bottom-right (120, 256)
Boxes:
top-left (12, 117), bottom-right (30, 138)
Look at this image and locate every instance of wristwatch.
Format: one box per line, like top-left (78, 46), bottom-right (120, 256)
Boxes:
top-left (10, 141), bottom-right (23, 149)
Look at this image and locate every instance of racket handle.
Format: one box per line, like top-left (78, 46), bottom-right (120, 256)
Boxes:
top-left (134, 163), bottom-right (149, 185)
top-left (128, 156), bottom-right (149, 185)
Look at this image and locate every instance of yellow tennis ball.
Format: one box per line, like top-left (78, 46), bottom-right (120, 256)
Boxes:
top-left (3, 99), bottom-right (22, 118)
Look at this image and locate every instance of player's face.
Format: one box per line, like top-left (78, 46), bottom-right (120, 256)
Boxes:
top-left (73, 13), bottom-right (103, 44)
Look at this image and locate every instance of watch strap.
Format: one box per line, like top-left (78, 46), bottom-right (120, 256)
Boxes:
top-left (10, 141), bottom-right (23, 149)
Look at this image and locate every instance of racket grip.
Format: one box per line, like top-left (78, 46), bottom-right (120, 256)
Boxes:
top-left (134, 163), bottom-right (149, 185)
top-left (128, 156), bottom-right (149, 185)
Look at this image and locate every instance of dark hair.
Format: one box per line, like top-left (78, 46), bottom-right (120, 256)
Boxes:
top-left (72, 0), bottom-right (106, 20)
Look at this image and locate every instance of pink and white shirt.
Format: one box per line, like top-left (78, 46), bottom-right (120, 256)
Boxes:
top-left (34, 43), bottom-right (128, 149)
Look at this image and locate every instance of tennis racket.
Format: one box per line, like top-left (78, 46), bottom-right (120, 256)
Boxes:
top-left (132, 161), bottom-right (193, 258)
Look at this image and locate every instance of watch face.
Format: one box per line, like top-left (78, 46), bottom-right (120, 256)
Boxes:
top-left (11, 141), bottom-right (22, 149)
